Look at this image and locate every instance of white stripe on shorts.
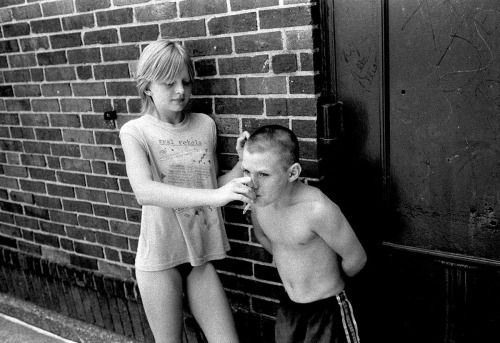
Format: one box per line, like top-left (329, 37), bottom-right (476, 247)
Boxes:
top-left (336, 291), bottom-right (360, 343)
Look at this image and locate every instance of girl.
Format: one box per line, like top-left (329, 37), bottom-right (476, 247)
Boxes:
top-left (120, 39), bottom-right (253, 343)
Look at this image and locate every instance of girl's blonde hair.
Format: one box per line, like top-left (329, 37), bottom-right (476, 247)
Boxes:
top-left (136, 39), bottom-right (195, 114)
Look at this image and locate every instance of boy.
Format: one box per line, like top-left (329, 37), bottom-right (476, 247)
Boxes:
top-left (242, 125), bottom-right (367, 343)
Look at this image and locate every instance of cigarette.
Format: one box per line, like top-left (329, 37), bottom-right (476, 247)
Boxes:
top-left (243, 203), bottom-right (251, 214)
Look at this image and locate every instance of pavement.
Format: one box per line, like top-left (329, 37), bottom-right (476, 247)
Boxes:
top-left (0, 293), bottom-right (140, 343)
top-left (0, 313), bottom-right (75, 343)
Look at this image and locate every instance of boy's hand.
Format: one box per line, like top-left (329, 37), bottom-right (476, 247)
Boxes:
top-left (236, 131), bottom-right (250, 161)
top-left (215, 176), bottom-right (255, 206)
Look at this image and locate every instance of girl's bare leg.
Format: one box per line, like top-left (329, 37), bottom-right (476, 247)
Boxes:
top-left (136, 268), bottom-right (184, 343)
top-left (187, 263), bottom-right (240, 343)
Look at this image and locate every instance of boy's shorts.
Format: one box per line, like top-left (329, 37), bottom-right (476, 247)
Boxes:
top-left (275, 290), bottom-right (360, 343)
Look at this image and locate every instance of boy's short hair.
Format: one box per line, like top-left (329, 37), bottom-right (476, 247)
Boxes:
top-left (136, 39), bottom-right (195, 115)
top-left (246, 125), bottom-right (300, 168)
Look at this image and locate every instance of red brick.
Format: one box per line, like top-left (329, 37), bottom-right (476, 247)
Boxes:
top-left (215, 98), bottom-right (263, 115)
top-left (109, 220), bottom-right (140, 236)
top-left (194, 59), bottom-right (216, 77)
top-left (41, 83), bottom-right (72, 97)
top-left (82, 115), bottom-right (116, 130)
top-left (160, 19), bottom-right (206, 39)
top-left (77, 66), bottom-right (93, 80)
top-left (300, 52), bottom-right (315, 71)
top-left (63, 199), bottom-right (92, 214)
top-left (192, 78), bottom-right (237, 95)
top-left (0, 40), bottom-right (19, 53)
top-left (76, 0), bottom-right (111, 13)
top-left (185, 37), bottom-right (232, 57)
top-left (288, 97), bottom-right (317, 116)
top-left (285, 28), bottom-right (316, 50)
top-left (0, 8), bottom-right (13, 23)
top-left (95, 131), bottom-right (120, 145)
top-left (15, 216), bottom-right (39, 230)
top-left (3, 23), bottom-right (30, 37)
top-left (72, 82), bottom-right (106, 97)
top-left (35, 128), bottom-right (63, 141)
top-left (120, 25), bottom-right (159, 43)
top-left (13, 84), bottom-right (41, 97)
top-left (12, 4), bottom-right (42, 21)
top-left (4, 69), bottom-right (31, 83)
top-left (208, 13), bottom-right (257, 35)
top-left (62, 13), bottom-right (95, 31)
top-left (21, 154), bottom-right (46, 167)
top-left (86, 175), bottom-right (119, 190)
top-left (23, 141), bottom-right (50, 155)
top-left (291, 118), bottom-right (316, 138)
top-left (67, 226), bottom-right (96, 242)
top-left (74, 242), bottom-right (104, 258)
top-left (70, 254), bottom-right (98, 270)
top-left (30, 68), bottom-right (44, 82)
top-left (136, 3), bottom-right (176, 22)
top-left (240, 76), bottom-right (287, 95)
top-left (37, 51), bottom-right (67, 66)
top-left (272, 54), bottom-right (297, 74)
top-left (75, 188), bottom-right (106, 203)
top-left (289, 75), bottom-right (317, 94)
top-left (61, 158), bottom-right (91, 173)
top-left (81, 146), bottom-right (114, 161)
top-left (106, 82), bottom-right (137, 96)
top-left (219, 55), bottom-right (269, 75)
top-left (43, 66), bottom-right (75, 82)
top-left (50, 33), bottom-right (82, 49)
top-left (96, 8), bottom-right (133, 27)
top-left (4, 165), bottom-right (28, 177)
top-left (230, 0), bottom-right (278, 11)
top-left (34, 232), bottom-right (59, 248)
top-left (102, 45), bottom-right (140, 62)
top-left (234, 32), bottom-right (282, 53)
top-left (0, 113), bottom-right (19, 125)
top-left (42, 0), bottom-right (74, 17)
top-left (31, 99), bottom-right (60, 112)
top-left (180, 0), bottom-right (227, 17)
top-left (94, 64), bottom-right (130, 80)
top-left (242, 118), bottom-right (288, 133)
top-left (84, 29), bottom-right (118, 45)
top-left (49, 114), bottom-right (81, 128)
top-left (40, 221), bottom-right (65, 235)
top-left (50, 210), bottom-right (78, 225)
top-left (29, 168), bottom-right (57, 182)
top-left (62, 129), bottom-right (94, 144)
top-left (78, 214), bottom-right (109, 230)
top-left (47, 184), bottom-right (75, 198)
top-left (19, 37), bottom-right (49, 52)
top-left (8, 54), bottom-right (37, 68)
top-left (51, 144), bottom-right (81, 158)
top-left (186, 97), bottom-right (213, 114)
top-left (96, 231), bottom-right (127, 248)
top-left (31, 18), bottom-right (62, 34)
top-left (60, 99), bottom-right (92, 112)
top-left (10, 191), bottom-right (33, 204)
top-left (20, 113), bottom-right (49, 126)
top-left (260, 6), bottom-right (313, 29)
top-left (0, 85), bottom-right (14, 96)
top-left (20, 179), bottom-right (46, 193)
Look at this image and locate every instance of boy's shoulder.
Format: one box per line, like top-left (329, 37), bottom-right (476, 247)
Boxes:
top-left (295, 183), bottom-right (336, 216)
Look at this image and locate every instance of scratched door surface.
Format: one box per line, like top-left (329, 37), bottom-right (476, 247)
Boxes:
top-left (331, 0), bottom-right (500, 260)
top-left (388, 0), bottom-right (500, 259)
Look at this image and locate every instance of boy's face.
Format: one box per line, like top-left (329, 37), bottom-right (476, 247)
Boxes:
top-left (241, 147), bottom-right (291, 207)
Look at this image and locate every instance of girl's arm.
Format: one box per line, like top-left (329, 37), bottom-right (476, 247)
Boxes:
top-left (121, 134), bottom-right (253, 208)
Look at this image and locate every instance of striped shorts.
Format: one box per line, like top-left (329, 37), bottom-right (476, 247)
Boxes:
top-left (275, 290), bottom-right (360, 343)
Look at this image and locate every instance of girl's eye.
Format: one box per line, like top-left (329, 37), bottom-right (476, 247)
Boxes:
top-left (259, 173), bottom-right (268, 177)
top-left (243, 170), bottom-right (250, 175)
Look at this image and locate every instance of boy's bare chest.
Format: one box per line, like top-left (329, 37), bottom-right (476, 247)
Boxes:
top-left (257, 208), bottom-right (315, 245)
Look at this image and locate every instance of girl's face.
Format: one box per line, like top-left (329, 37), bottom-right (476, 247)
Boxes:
top-left (148, 64), bottom-right (192, 117)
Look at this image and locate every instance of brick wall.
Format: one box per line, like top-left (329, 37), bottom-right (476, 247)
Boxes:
top-left (0, 0), bottom-right (321, 341)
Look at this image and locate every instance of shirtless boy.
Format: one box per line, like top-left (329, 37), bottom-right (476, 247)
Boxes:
top-left (242, 125), bottom-right (367, 343)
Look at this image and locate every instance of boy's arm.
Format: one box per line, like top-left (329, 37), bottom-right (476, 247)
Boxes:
top-left (313, 200), bottom-right (367, 278)
top-left (251, 210), bottom-right (273, 253)
top-left (121, 134), bottom-right (252, 208)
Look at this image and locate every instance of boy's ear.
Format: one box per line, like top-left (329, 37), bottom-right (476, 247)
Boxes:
top-left (288, 163), bottom-right (302, 182)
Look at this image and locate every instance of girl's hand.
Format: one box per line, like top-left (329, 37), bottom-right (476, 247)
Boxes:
top-left (236, 131), bottom-right (250, 161)
top-left (214, 176), bottom-right (255, 206)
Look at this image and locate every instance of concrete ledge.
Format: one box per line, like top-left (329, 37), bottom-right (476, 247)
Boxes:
top-left (0, 293), bottom-right (139, 343)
